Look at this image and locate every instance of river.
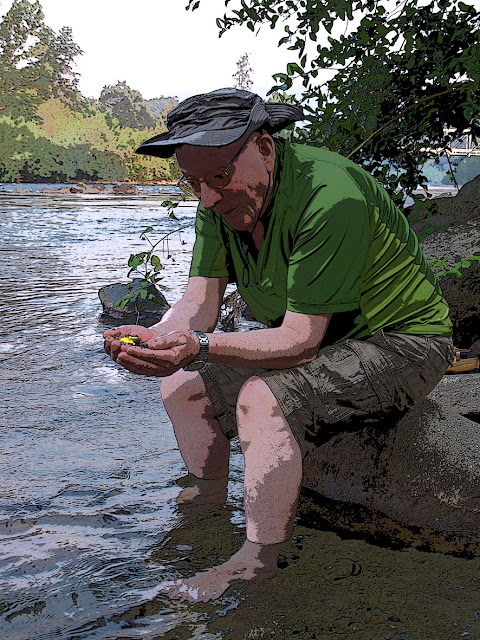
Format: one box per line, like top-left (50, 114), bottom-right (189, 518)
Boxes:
top-left (0, 185), bottom-right (479, 640)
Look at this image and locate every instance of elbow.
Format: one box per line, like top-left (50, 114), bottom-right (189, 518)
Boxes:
top-left (295, 345), bottom-right (320, 366)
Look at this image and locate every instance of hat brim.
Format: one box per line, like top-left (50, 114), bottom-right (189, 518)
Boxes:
top-left (136, 102), bottom-right (303, 158)
top-left (136, 124), bottom-right (257, 158)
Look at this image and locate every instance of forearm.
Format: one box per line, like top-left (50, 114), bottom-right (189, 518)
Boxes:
top-left (149, 276), bottom-right (226, 336)
top-left (150, 297), bottom-right (219, 335)
top-left (206, 326), bottom-right (321, 369)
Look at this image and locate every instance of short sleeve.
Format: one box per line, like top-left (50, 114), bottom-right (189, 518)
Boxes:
top-left (286, 189), bottom-right (370, 314)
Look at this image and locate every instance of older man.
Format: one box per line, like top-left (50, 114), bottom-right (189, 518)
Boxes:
top-left (104, 88), bottom-right (454, 602)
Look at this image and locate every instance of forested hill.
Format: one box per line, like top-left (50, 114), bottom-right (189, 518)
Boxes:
top-left (0, 0), bottom-right (179, 183)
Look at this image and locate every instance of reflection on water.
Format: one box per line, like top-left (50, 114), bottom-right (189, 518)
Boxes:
top-left (1, 186), bottom-right (479, 640)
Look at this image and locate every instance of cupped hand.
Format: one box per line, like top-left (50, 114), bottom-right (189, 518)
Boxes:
top-left (106, 330), bottom-right (201, 377)
top-left (103, 324), bottom-right (157, 362)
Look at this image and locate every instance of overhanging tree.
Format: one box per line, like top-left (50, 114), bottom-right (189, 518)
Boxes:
top-left (188, 0), bottom-right (480, 205)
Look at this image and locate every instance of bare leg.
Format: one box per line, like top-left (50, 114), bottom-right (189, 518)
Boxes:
top-left (162, 376), bottom-right (302, 602)
top-left (161, 370), bottom-right (230, 505)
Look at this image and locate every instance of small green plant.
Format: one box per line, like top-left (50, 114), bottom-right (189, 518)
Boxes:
top-left (114, 199), bottom-right (194, 310)
top-left (428, 258), bottom-right (449, 272)
top-left (429, 228), bottom-right (480, 280)
top-left (435, 255), bottom-right (480, 280)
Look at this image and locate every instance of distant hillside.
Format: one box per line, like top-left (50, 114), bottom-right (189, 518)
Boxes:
top-left (149, 96), bottom-right (179, 117)
top-left (0, 1), bottom-right (181, 183)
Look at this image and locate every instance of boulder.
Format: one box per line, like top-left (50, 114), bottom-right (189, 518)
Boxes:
top-left (410, 172), bottom-right (480, 229)
top-left (112, 183), bottom-right (139, 195)
top-left (98, 278), bottom-right (170, 326)
top-left (70, 182), bottom-right (107, 194)
top-left (43, 187), bottom-right (71, 194)
top-left (415, 175), bottom-right (480, 349)
top-left (302, 398), bottom-right (480, 549)
top-left (438, 259), bottom-right (480, 347)
top-left (427, 373), bottom-right (480, 419)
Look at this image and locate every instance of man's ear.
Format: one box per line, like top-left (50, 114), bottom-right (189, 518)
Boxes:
top-left (257, 134), bottom-right (276, 172)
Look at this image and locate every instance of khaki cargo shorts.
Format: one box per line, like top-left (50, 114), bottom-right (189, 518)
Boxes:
top-left (199, 331), bottom-right (455, 458)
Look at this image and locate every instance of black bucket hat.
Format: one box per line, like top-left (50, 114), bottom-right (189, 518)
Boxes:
top-left (136, 87), bottom-right (303, 158)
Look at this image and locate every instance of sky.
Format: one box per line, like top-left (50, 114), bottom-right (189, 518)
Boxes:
top-left (0, 0), bottom-right (307, 101)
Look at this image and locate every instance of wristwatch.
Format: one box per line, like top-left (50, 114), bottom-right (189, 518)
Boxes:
top-left (183, 330), bottom-right (209, 371)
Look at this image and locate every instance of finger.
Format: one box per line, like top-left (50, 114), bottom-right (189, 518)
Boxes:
top-left (147, 334), bottom-right (188, 350)
top-left (104, 336), bottom-right (119, 357)
top-left (103, 327), bottom-right (129, 338)
top-left (109, 338), bottom-right (125, 361)
top-left (125, 345), bottom-right (178, 363)
top-left (116, 352), bottom-right (176, 377)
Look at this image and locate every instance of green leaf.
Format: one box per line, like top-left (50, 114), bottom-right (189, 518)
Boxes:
top-left (287, 62), bottom-right (303, 75)
top-left (150, 254), bottom-right (161, 266)
top-left (128, 252), bottom-right (147, 268)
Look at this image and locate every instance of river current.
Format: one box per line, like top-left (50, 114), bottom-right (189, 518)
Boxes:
top-left (1, 185), bottom-right (479, 640)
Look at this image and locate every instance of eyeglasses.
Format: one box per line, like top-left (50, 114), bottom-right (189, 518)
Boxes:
top-left (177, 135), bottom-right (253, 197)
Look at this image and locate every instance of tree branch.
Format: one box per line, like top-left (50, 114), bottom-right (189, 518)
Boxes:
top-left (346, 85), bottom-right (468, 159)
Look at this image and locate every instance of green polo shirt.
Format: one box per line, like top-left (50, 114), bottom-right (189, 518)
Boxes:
top-left (189, 140), bottom-right (452, 346)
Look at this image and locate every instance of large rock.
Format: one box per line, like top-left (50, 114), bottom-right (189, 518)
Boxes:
top-left (70, 182), bottom-right (108, 194)
top-left (112, 183), bottom-right (139, 195)
top-left (98, 278), bottom-right (170, 326)
top-left (302, 398), bottom-right (480, 549)
top-left (411, 172), bottom-right (480, 229)
top-left (43, 187), bottom-right (71, 194)
top-left (415, 175), bottom-right (480, 348)
top-left (427, 373), bottom-right (480, 418)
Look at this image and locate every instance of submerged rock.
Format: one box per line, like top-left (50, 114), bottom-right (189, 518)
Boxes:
top-left (98, 278), bottom-right (170, 326)
top-left (43, 187), bottom-right (71, 194)
top-left (112, 183), bottom-right (139, 195)
top-left (302, 398), bottom-right (480, 549)
top-left (70, 182), bottom-right (110, 194)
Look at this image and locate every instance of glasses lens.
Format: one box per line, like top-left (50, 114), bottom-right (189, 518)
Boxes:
top-left (207, 172), bottom-right (230, 189)
top-left (177, 177), bottom-right (198, 197)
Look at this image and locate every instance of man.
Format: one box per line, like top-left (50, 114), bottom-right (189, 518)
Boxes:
top-left (104, 87), bottom-right (454, 603)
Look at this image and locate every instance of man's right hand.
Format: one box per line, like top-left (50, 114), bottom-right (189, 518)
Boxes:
top-left (103, 325), bottom-right (157, 362)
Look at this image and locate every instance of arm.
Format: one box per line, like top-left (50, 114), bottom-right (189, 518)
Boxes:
top-left (150, 275), bottom-right (228, 334)
top-left (206, 310), bottom-right (331, 369)
top-left (124, 310), bottom-right (332, 375)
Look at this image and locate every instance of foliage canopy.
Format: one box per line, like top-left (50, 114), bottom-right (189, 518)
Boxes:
top-left (0, 0), bottom-right (179, 183)
top-left (188, 0), bottom-right (480, 202)
top-left (98, 81), bottom-right (157, 130)
top-left (0, 0), bottom-right (84, 122)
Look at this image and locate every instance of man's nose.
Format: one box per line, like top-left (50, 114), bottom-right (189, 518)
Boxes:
top-left (199, 181), bottom-right (221, 210)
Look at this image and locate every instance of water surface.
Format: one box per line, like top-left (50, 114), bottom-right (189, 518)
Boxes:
top-left (1, 185), bottom-right (479, 640)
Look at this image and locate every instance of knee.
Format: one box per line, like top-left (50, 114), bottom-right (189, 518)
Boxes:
top-left (236, 377), bottom-right (284, 439)
top-left (160, 370), bottom-right (207, 409)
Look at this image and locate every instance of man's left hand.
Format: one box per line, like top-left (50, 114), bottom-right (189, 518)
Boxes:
top-left (116, 330), bottom-right (200, 377)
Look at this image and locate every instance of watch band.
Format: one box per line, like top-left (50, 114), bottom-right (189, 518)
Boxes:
top-left (183, 330), bottom-right (209, 371)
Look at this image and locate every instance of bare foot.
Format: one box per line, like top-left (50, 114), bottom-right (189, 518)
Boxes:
top-left (175, 476), bottom-right (228, 507)
top-left (159, 539), bottom-right (281, 603)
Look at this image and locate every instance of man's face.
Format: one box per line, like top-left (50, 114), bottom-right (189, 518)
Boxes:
top-left (176, 133), bottom-right (274, 233)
